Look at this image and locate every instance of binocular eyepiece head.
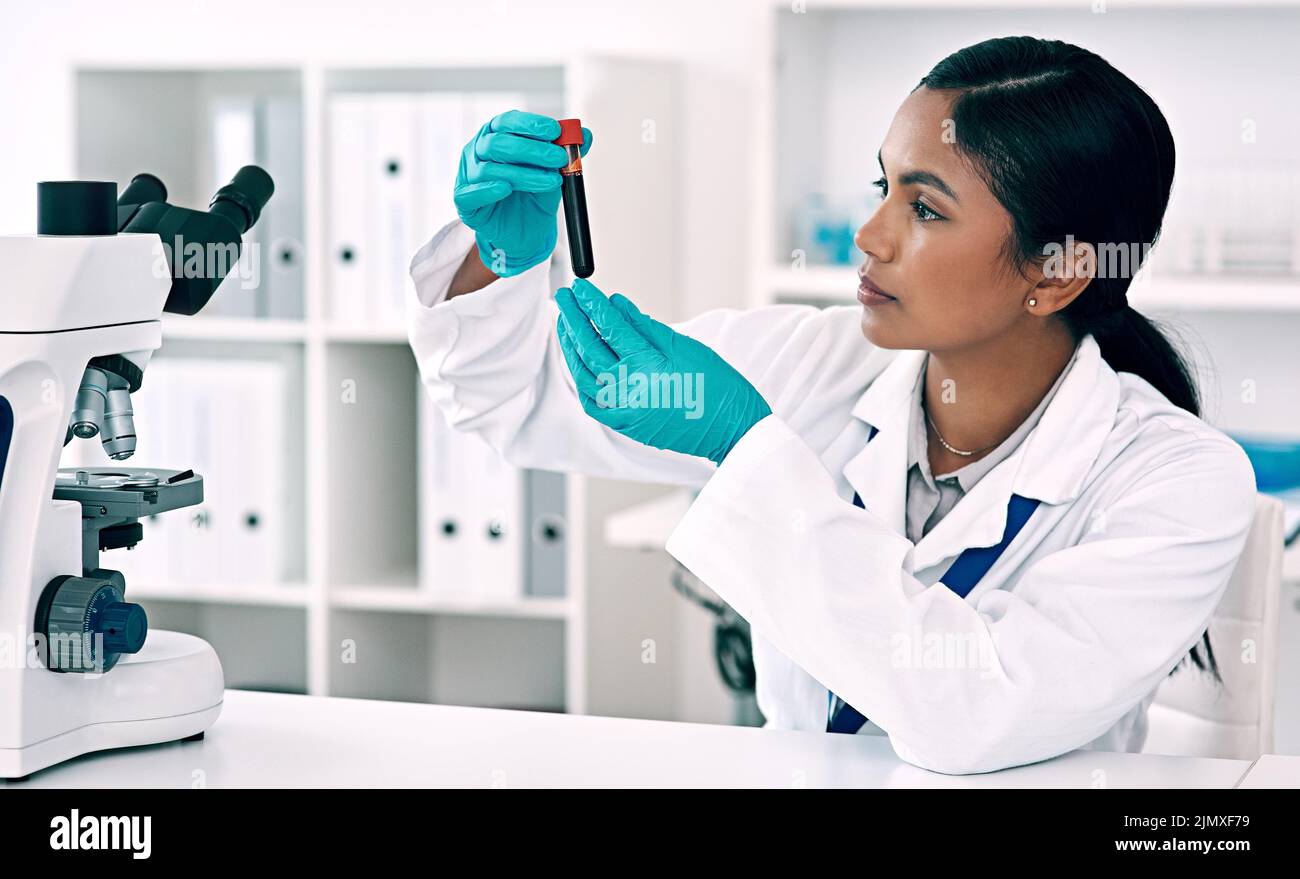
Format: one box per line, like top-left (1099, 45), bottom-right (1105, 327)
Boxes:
top-left (208, 165), bottom-right (275, 235)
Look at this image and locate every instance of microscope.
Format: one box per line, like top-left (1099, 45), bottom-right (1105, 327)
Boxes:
top-left (0, 166), bottom-right (273, 778)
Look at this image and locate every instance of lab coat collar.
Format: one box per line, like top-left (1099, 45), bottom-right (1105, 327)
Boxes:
top-left (842, 334), bottom-right (1118, 574)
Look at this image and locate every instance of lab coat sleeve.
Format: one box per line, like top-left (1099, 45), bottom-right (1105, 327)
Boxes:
top-left (407, 218), bottom-right (838, 488)
top-left (663, 413), bottom-right (1259, 775)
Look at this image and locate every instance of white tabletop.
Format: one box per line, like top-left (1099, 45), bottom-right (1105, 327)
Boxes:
top-left (1235, 754), bottom-right (1300, 789)
top-left (1, 689), bottom-right (1254, 788)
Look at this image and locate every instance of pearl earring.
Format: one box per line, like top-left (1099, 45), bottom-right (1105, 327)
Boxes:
top-left (1028, 297), bottom-right (1037, 307)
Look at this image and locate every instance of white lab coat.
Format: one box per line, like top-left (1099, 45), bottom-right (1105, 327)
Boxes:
top-left (407, 219), bottom-right (1258, 775)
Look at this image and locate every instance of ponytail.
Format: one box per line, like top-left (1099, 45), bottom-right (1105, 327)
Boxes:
top-left (1080, 304), bottom-right (1200, 418)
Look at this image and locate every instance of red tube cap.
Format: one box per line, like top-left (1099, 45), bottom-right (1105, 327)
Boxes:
top-left (554, 118), bottom-right (584, 146)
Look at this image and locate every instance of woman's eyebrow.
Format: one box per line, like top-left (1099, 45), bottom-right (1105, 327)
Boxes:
top-left (878, 150), bottom-right (961, 204)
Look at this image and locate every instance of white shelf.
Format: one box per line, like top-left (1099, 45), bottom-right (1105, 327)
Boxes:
top-left (331, 585), bottom-right (572, 619)
top-left (1129, 275), bottom-right (1300, 312)
top-left (160, 316), bottom-right (417, 344)
top-left (128, 580), bottom-right (310, 607)
top-left (129, 582), bottom-right (577, 618)
top-left (764, 265), bottom-right (1300, 313)
top-left (161, 315), bottom-right (307, 342)
top-left (320, 323), bottom-right (409, 343)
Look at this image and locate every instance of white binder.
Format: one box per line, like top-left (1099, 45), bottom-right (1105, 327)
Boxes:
top-left (213, 359), bottom-right (286, 585)
top-left (328, 91), bottom-right (527, 327)
top-left (167, 360), bottom-right (223, 587)
top-left (261, 94), bottom-right (306, 320)
top-left (326, 95), bottom-right (374, 324)
top-left (470, 432), bottom-right (525, 600)
top-left (105, 358), bottom-right (287, 589)
top-left (418, 388), bottom-right (474, 595)
top-left (368, 94), bottom-right (421, 327)
top-left (417, 382), bottom-right (524, 599)
top-left (413, 94), bottom-right (474, 281)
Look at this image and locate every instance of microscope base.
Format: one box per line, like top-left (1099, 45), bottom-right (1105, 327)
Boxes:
top-left (0, 630), bottom-right (224, 779)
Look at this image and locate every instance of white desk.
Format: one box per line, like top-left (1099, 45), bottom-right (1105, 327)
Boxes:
top-left (1, 689), bottom-right (1253, 788)
top-left (1236, 754), bottom-right (1300, 788)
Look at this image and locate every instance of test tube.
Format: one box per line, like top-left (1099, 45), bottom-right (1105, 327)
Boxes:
top-left (554, 118), bottom-right (594, 279)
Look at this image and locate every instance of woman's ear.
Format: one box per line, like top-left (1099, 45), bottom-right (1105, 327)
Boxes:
top-left (1028, 239), bottom-right (1095, 314)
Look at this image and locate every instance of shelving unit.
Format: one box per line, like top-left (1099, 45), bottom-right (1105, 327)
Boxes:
top-left (64, 56), bottom-right (682, 718)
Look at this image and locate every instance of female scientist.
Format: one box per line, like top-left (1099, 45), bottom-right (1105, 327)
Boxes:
top-left (405, 36), bottom-right (1258, 774)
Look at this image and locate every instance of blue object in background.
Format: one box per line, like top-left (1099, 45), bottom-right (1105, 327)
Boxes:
top-left (813, 220), bottom-right (856, 265)
top-left (1229, 434), bottom-right (1300, 493)
top-left (797, 192), bottom-right (860, 266)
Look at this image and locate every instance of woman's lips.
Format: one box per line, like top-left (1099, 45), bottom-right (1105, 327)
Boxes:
top-left (857, 276), bottom-right (897, 306)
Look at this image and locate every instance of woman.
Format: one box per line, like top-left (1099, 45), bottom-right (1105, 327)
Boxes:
top-left (407, 37), bottom-right (1257, 774)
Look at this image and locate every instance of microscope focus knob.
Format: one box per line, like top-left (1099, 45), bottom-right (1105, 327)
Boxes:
top-left (99, 602), bottom-right (149, 654)
top-left (34, 575), bottom-right (149, 673)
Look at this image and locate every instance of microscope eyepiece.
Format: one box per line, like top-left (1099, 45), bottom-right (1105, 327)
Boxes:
top-left (37, 181), bottom-right (118, 236)
top-left (115, 163), bottom-right (275, 315)
top-left (117, 173), bottom-right (167, 209)
top-left (208, 165), bottom-right (275, 234)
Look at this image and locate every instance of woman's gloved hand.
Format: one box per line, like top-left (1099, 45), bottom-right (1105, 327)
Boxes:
top-left (555, 277), bottom-right (773, 466)
top-left (453, 110), bottom-right (593, 277)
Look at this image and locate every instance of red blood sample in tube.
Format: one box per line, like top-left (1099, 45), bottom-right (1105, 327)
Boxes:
top-left (554, 118), bottom-right (594, 279)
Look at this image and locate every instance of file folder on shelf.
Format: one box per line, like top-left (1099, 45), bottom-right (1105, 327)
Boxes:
top-left (260, 94), bottom-right (306, 321)
top-left (524, 469), bottom-right (567, 598)
top-left (78, 357), bottom-right (289, 590)
top-left (417, 381), bottom-right (526, 599)
top-left (327, 91), bottom-right (525, 327)
top-left (327, 95), bottom-right (374, 324)
top-left (202, 94), bottom-right (305, 321)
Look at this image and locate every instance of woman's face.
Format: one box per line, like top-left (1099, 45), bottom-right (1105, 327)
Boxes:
top-left (854, 86), bottom-right (1034, 352)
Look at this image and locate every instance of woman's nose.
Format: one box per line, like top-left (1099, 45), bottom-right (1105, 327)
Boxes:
top-left (854, 209), bottom-right (894, 263)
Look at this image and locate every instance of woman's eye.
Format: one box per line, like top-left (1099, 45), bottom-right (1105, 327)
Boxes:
top-left (911, 200), bottom-right (944, 222)
top-left (872, 177), bottom-right (944, 222)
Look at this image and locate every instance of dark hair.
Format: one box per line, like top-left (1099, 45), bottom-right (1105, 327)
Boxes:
top-left (919, 36), bottom-right (1220, 682)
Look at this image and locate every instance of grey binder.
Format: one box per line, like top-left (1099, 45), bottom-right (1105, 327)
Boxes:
top-left (524, 469), bottom-right (567, 597)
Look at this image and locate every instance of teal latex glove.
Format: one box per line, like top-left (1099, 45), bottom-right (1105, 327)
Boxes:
top-left (554, 277), bottom-right (773, 466)
top-left (453, 110), bottom-right (593, 277)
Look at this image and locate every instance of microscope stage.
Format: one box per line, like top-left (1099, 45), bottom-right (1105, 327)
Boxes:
top-left (53, 467), bottom-right (202, 519)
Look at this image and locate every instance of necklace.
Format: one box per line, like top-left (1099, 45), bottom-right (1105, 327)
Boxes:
top-left (923, 404), bottom-right (999, 457)
top-left (920, 357), bottom-right (1001, 457)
